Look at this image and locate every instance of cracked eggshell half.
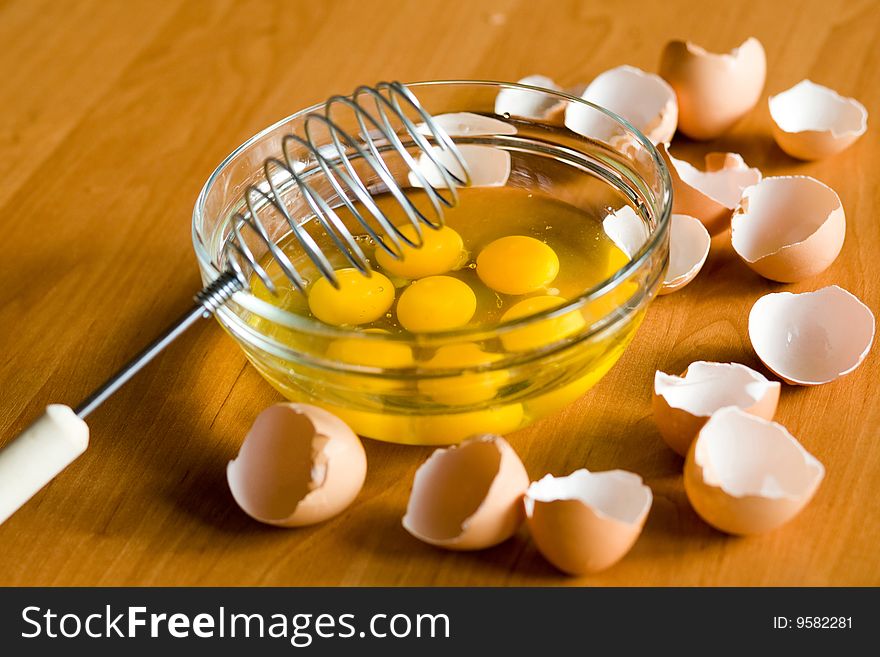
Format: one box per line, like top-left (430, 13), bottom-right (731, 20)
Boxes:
top-left (525, 469), bottom-right (652, 575)
top-left (602, 206), bottom-right (648, 258)
top-left (495, 75), bottom-right (564, 120)
top-left (659, 144), bottom-right (761, 235)
top-left (659, 37), bottom-right (766, 140)
top-left (769, 80), bottom-right (867, 160)
top-left (652, 362), bottom-right (780, 456)
top-left (749, 286), bottom-right (875, 385)
top-left (659, 214), bottom-right (711, 295)
top-left (409, 144), bottom-right (511, 189)
top-left (416, 112), bottom-right (517, 138)
top-left (684, 407), bottom-right (824, 535)
top-left (403, 434), bottom-right (529, 550)
top-left (565, 65), bottom-right (678, 145)
top-left (227, 403), bottom-right (367, 527)
top-left (732, 176), bottom-right (845, 283)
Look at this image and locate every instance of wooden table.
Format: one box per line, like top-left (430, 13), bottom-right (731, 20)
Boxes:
top-left (1, 0), bottom-right (877, 586)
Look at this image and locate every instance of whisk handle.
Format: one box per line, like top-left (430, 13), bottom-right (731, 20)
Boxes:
top-left (0, 405), bottom-right (88, 525)
top-left (0, 271), bottom-right (241, 526)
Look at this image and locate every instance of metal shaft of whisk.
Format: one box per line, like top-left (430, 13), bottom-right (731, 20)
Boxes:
top-left (73, 271), bottom-right (243, 419)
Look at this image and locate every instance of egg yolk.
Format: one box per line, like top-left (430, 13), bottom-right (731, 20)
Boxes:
top-left (476, 235), bottom-right (560, 295)
top-left (397, 276), bottom-right (476, 332)
top-left (325, 335), bottom-right (413, 369)
top-left (308, 268), bottom-right (394, 326)
top-left (418, 343), bottom-right (508, 405)
top-left (374, 224), bottom-right (465, 279)
top-left (500, 295), bottom-right (586, 352)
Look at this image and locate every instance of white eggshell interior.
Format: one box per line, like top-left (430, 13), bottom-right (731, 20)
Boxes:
top-left (404, 438), bottom-right (502, 540)
top-left (495, 75), bottom-right (562, 119)
top-left (227, 407), bottom-right (322, 521)
top-left (769, 80), bottom-right (867, 137)
top-left (525, 469), bottom-right (652, 525)
top-left (695, 407), bottom-right (824, 499)
top-left (670, 151), bottom-right (761, 208)
top-left (665, 214), bottom-right (710, 286)
top-left (655, 362), bottom-right (778, 416)
top-left (565, 65), bottom-right (674, 143)
top-left (732, 176), bottom-right (841, 261)
top-left (602, 206), bottom-right (646, 258)
top-left (749, 286), bottom-right (875, 384)
top-left (409, 144), bottom-right (511, 189)
top-left (416, 112), bottom-right (517, 138)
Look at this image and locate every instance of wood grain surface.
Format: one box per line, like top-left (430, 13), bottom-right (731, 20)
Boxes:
top-left (1, 0), bottom-right (878, 586)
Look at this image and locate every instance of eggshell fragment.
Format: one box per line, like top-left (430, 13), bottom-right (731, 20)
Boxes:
top-left (525, 469), bottom-right (652, 575)
top-left (602, 206), bottom-right (647, 258)
top-left (409, 144), bottom-right (511, 189)
top-left (227, 404), bottom-right (367, 527)
top-left (565, 65), bottom-right (678, 145)
top-left (403, 434), bottom-right (529, 550)
top-left (659, 214), bottom-right (710, 295)
top-left (417, 112), bottom-right (517, 138)
top-left (659, 37), bottom-right (766, 140)
top-left (769, 80), bottom-right (867, 160)
top-left (732, 176), bottom-right (845, 282)
top-left (653, 362), bottom-right (781, 456)
top-left (659, 144), bottom-right (761, 235)
top-left (684, 407), bottom-right (824, 535)
top-left (749, 286), bottom-right (875, 385)
top-left (495, 75), bottom-right (563, 120)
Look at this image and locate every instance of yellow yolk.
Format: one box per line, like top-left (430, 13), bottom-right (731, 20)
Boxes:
top-left (325, 335), bottom-right (413, 369)
top-left (418, 343), bottom-right (508, 405)
top-left (397, 276), bottom-right (476, 332)
top-left (477, 235), bottom-right (560, 295)
top-left (308, 268), bottom-right (394, 326)
top-left (500, 295), bottom-right (586, 352)
top-left (374, 224), bottom-right (465, 279)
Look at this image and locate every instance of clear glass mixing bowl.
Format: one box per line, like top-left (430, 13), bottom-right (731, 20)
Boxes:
top-left (192, 80), bottom-right (671, 445)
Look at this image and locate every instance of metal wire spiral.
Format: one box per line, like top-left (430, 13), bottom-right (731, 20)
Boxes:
top-left (221, 81), bottom-right (471, 297)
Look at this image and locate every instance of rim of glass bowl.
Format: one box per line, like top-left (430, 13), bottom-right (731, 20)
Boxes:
top-left (192, 79), bottom-right (672, 344)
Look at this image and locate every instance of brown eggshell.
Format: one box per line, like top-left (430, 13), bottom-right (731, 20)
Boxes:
top-left (653, 362), bottom-right (780, 456)
top-left (684, 408), bottom-right (824, 535)
top-left (658, 144), bottom-right (761, 235)
top-left (749, 286), bottom-right (875, 385)
top-left (659, 37), bottom-right (766, 140)
top-left (402, 434), bottom-right (529, 550)
top-left (227, 403), bottom-right (367, 527)
top-left (658, 214), bottom-right (711, 295)
top-left (731, 176), bottom-right (845, 282)
top-left (769, 80), bottom-right (868, 160)
top-left (525, 470), bottom-right (652, 575)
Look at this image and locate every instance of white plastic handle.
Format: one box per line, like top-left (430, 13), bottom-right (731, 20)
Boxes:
top-left (0, 405), bottom-right (89, 526)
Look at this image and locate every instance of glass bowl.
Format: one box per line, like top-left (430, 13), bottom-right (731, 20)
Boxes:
top-left (192, 80), bottom-right (671, 445)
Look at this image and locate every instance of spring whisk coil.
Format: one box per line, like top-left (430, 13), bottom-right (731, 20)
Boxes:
top-left (223, 81), bottom-right (471, 295)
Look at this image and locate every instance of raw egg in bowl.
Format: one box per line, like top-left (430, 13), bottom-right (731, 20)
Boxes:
top-left (192, 81), bottom-right (672, 445)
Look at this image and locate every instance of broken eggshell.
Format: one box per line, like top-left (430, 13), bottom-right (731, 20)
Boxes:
top-left (749, 286), bottom-right (875, 385)
top-left (684, 407), bottom-right (824, 535)
top-left (659, 37), bottom-right (766, 140)
top-left (653, 361), bottom-right (781, 456)
top-left (525, 469), bottom-right (652, 575)
top-left (769, 80), bottom-right (868, 160)
top-left (602, 206), bottom-right (648, 258)
top-left (659, 144), bottom-right (761, 235)
top-left (402, 434), bottom-right (529, 550)
top-left (227, 403), bottom-right (367, 527)
top-left (408, 144), bottom-right (511, 189)
top-left (495, 75), bottom-right (564, 120)
top-left (565, 65), bottom-right (678, 145)
top-left (416, 111), bottom-right (517, 138)
top-left (732, 176), bottom-right (845, 283)
top-left (659, 214), bottom-right (711, 295)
